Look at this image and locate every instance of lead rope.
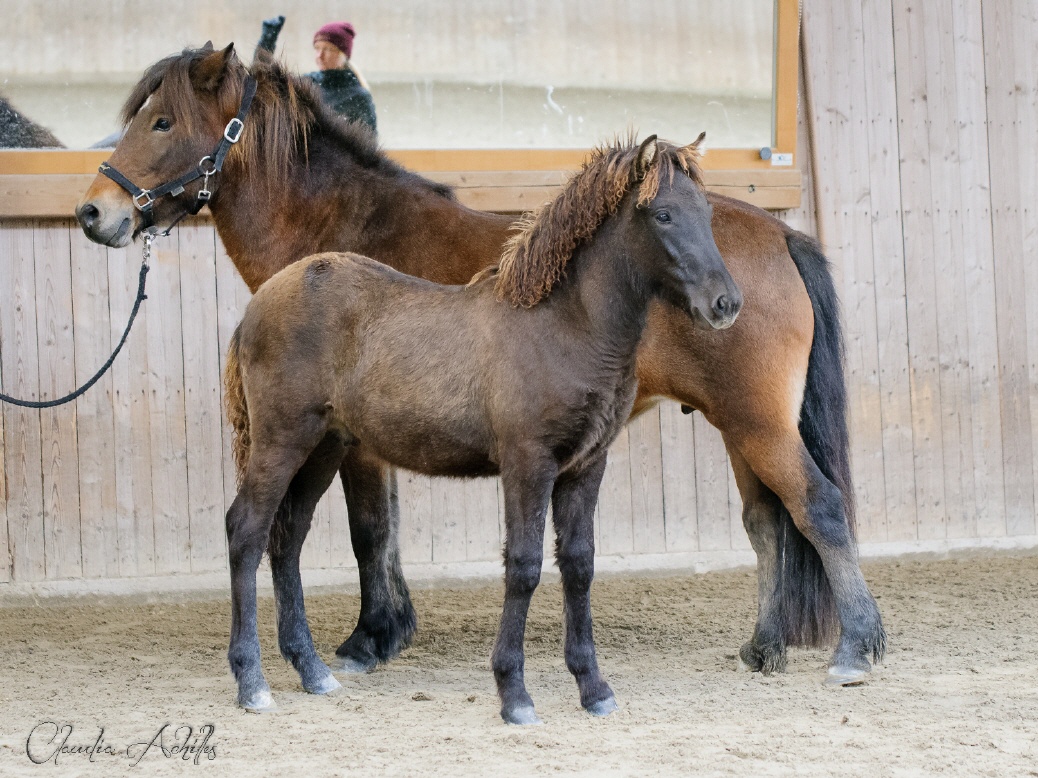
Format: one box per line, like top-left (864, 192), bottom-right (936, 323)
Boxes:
top-left (0, 233), bottom-right (153, 409)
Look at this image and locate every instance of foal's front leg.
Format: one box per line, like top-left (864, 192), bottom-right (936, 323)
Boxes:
top-left (552, 455), bottom-right (617, 716)
top-left (491, 460), bottom-right (556, 725)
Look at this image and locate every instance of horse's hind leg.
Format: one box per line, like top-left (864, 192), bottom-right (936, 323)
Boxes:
top-left (270, 433), bottom-right (348, 696)
top-left (730, 424), bottom-right (885, 683)
top-left (552, 455), bottom-right (617, 716)
top-left (726, 445), bottom-right (787, 674)
top-left (332, 445), bottom-right (416, 673)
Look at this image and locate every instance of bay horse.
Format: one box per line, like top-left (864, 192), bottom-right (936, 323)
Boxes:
top-left (223, 134), bottom-right (740, 719)
top-left (76, 43), bottom-right (885, 687)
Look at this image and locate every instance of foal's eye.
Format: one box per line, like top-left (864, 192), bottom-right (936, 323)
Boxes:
top-left (654, 211), bottom-right (671, 224)
top-left (152, 118), bottom-right (172, 132)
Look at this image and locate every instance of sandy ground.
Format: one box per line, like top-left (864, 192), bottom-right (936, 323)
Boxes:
top-left (1, 552), bottom-right (1036, 777)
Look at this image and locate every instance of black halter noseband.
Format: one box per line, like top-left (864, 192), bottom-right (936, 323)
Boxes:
top-left (99, 76), bottom-right (258, 231)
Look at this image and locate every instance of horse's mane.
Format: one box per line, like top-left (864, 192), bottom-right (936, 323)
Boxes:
top-left (494, 134), bottom-right (705, 308)
top-left (119, 46), bottom-right (454, 200)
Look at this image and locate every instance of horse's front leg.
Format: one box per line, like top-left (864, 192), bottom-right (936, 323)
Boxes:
top-left (271, 434), bottom-right (347, 696)
top-left (332, 445), bottom-right (417, 673)
top-left (552, 454), bottom-right (617, 716)
top-left (491, 456), bottom-right (556, 725)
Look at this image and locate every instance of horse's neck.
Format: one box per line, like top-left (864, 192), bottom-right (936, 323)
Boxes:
top-left (210, 140), bottom-right (512, 292)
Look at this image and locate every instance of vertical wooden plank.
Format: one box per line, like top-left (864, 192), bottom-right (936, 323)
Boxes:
top-left (983, 0), bottom-right (1033, 538)
top-left (659, 401), bottom-right (698, 552)
top-left (860, 0), bottom-right (918, 541)
top-left (1012, 0), bottom-right (1038, 538)
top-left (178, 225), bottom-right (226, 572)
top-left (596, 426), bottom-right (633, 555)
top-left (430, 480), bottom-right (467, 563)
top-left (804, 0), bottom-right (889, 543)
top-left (0, 220), bottom-right (45, 582)
top-left (628, 407), bottom-right (666, 554)
top-left (70, 227), bottom-right (118, 578)
top-left (464, 478), bottom-right (501, 562)
top-left (693, 414), bottom-right (731, 551)
top-left (399, 471), bottom-right (433, 564)
top-left (727, 456), bottom-right (750, 550)
top-left (302, 485), bottom-right (334, 570)
top-left (949, 0), bottom-right (1004, 539)
top-left (145, 237), bottom-right (190, 575)
top-left (108, 243), bottom-right (154, 577)
top-left (34, 221), bottom-right (82, 579)
top-left (326, 472), bottom-right (355, 570)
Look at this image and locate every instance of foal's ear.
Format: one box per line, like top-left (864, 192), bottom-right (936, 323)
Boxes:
top-left (191, 43), bottom-right (236, 92)
top-left (689, 131), bottom-right (707, 153)
top-left (636, 134), bottom-right (659, 176)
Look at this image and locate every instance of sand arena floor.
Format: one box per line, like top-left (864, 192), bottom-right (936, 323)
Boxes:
top-left (0, 552), bottom-right (1036, 777)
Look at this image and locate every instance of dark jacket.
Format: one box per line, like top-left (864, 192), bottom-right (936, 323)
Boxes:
top-left (305, 68), bottom-right (377, 134)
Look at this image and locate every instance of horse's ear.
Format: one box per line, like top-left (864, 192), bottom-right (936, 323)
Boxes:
top-left (636, 134), bottom-right (658, 176)
top-left (192, 43), bottom-right (236, 92)
top-left (202, 40), bottom-right (215, 52)
top-left (689, 131), bottom-right (706, 152)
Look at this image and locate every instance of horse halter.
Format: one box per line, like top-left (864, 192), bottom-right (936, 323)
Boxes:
top-left (99, 76), bottom-right (258, 231)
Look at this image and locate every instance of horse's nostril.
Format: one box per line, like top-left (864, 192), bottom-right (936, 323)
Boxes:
top-left (77, 203), bottom-right (100, 229)
top-left (714, 294), bottom-right (730, 316)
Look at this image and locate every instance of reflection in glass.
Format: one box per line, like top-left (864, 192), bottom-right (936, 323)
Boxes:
top-left (0, 0), bottom-right (774, 151)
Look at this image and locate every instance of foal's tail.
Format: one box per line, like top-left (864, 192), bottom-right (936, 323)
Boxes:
top-left (780, 230), bottom-right (854, 647)
top-left (224, 326), bottom-right (251, 485)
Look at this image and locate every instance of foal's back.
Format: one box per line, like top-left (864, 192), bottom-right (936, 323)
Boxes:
top-left (240, 251), bottom-right (617, 479)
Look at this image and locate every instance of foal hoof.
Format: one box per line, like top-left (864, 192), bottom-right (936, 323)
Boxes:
top-left (501, 704), bottom-right (543, 726)
top-left (825, 665), bottom-right (869, 687)
top-left (330, 654), bottom-right (377, 675)
top-left (307, 673), bottom-right (343, 696)
top-left (240, 689), bottom-right (277, 713)
top-left (585, 696), bottom-right (619, 718)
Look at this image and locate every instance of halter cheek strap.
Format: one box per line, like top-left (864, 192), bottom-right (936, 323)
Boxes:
top-left (100, 76), bottom-right (258, 231)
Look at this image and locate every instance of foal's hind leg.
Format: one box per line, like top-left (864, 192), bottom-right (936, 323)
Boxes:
top-left (552, 455), bottom-right (617, 716)
top-left (726, 445), bottom-right (787, 674)
top-left (332, 445), bottom-right (416, 673)
top-left (270, 434), bottom-right (348, 696)
top-left (227, 444), bottom-right (319, 712)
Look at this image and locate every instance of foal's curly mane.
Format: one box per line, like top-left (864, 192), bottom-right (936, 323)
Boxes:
top-left (494, 134), bottom-right (705, 308)
top-left (120, 44), bottom-right (453, 200)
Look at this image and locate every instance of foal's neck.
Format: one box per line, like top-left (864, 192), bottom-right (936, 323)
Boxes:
top-left (560, 221), bottom-right (654, 366)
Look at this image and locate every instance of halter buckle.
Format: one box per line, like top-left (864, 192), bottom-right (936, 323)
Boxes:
top-left (132, 190), bottom-right (155, 211)
top-left (224, 117), bottom-right (245, 144)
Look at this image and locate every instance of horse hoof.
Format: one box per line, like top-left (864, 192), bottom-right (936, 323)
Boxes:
top-left (585, 696), bottom-right (619, 717)
top-left (307, 673), bottom-right (343, 696)
top-left (240, 689), bottom-right (277, 713)
top-left (330, 655), bottom-right (376, 675)
top-left (825, 666), bottom-right (869, 687)
top-left (501, 705), bottom-right (543, 726)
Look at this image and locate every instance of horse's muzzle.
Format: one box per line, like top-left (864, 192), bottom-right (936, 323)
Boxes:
top-left (76, 200), bottom-right (135, 248)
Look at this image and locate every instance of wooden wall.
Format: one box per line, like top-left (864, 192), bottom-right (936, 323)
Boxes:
top-left (2, 0), bottom-right (1038, 587)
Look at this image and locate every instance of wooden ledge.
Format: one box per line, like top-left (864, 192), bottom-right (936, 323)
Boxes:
top-left (0, 167), bottom-right (799, 218)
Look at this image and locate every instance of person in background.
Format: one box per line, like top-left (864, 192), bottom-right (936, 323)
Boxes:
top-left (257, 16), bottom-right (377, 134)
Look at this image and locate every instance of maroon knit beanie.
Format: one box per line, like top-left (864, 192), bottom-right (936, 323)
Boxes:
top-left (314, 22), bottom-right (356, 59)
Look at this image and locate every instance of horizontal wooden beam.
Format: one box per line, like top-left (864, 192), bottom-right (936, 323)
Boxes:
top-left (0, 168), bottom-right (800, 218)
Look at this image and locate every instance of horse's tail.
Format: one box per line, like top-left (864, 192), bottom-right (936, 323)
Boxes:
top-left (779, 230), bottom-right (853, 647)
top-left (224, 325), bottom-right (251, 486)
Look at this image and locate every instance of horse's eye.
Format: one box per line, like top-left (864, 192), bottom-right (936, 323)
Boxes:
top-left (152, 118), bottom-right (172, 132)
top-left (655, 211), bottom-right (671, 224)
